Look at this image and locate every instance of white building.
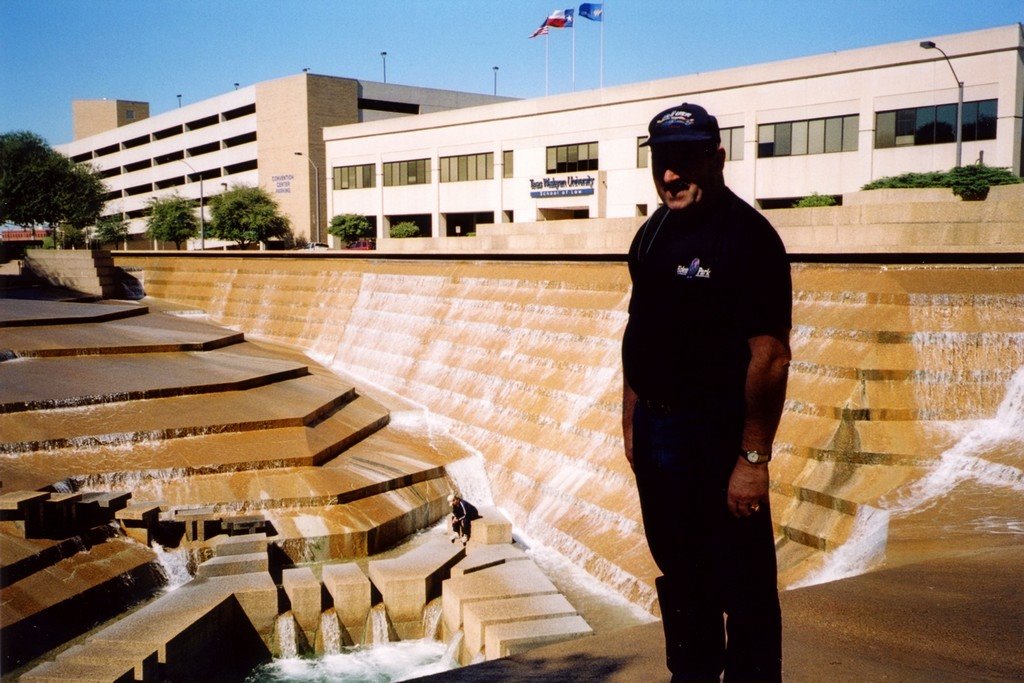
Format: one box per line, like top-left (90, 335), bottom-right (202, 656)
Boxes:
top-left (56, 74), bottom-right (512, 248)
top-left (324, 24), bottom-right (1023, 243)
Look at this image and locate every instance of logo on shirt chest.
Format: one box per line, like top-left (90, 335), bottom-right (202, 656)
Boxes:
top-left (678, 258), bottom-right (711, 279)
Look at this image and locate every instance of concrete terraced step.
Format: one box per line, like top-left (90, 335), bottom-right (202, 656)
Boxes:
top-left (0, 349), bottom-right (310, 413)
top-left (0, 299), bottom-right (147, 328)
top-left (266, 477), bottom-right (452, 562)
top-left (0, 373), bottom-right (357, 453)
top-left (0, 309), bottom-right (243, 358)
top-left (0, 536), bottom-right (165, 672)
top-left (131, 447), bottom-right (448, 515)
top-left (0, 394), bottom-right (390, 492)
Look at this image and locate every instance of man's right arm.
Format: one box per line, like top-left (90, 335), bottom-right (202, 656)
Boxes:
top-left (622, 377), bottom-right (638, 470)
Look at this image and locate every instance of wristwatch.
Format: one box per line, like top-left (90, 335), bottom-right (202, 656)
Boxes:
top-left (743, 449), bottom-right (771, 464)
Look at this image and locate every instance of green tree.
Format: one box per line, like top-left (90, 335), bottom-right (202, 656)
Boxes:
top-left (146, 194), bottom-right (199, 250)
top-left (390, 221), bottom-right (420, 238)
top-left (794, 193), bottom-right (837, 208)
top-left (94, 215), bottom-right (130, 248)
top-left (207, 185), bottom-right (290, 248)
top-left (0, 131), bottom-right (106, 244)
top-left (328, 213), bottom-right (373, 246)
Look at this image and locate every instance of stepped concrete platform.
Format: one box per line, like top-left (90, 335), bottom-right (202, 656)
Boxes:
top-left (55, 641), bottom-right (158, 682)
top-left (0, 349), bottom-right (309, 413)
top-left (0, 298), bottom-right (146, 327)
top-left (0, 304), bottom-right (243, 358)
top-left (368, 537), bottom-right (464, 638)
top-left (465, 505), bottom-right (514, 547)
top-left (1, 536), bottom-right (165, 671)
top-left (451, 543), bottom-right (529, 577)
top-left (463, 594), bottom-right (579, 661)
top-left (442, 562), bottom-right (560, 641)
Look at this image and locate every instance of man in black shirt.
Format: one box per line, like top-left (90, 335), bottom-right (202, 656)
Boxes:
top-left (622, 103), bottom-right (792, 682)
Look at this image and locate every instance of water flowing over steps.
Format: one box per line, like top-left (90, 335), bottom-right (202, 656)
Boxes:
top-left (123, 255), bottom-right (1024, 600)
top-left (0, 298), bottom-right (466, 673)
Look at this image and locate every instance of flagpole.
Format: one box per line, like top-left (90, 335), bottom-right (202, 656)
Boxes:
top-left (545, 32), bottom-right (550, 96)
top-left (600, 3), bottom-right (605, 89)
top-left (572, 18), bottom-right (576, 92)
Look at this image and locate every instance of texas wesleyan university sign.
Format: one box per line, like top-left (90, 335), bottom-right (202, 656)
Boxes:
top-left (529, 175), bottom-right (596, 198)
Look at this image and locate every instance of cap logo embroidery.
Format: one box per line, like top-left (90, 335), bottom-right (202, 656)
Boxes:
top-left (677, 258), bottom-right (711, 279)
top-left (657, 110), bottom-right (695, 128)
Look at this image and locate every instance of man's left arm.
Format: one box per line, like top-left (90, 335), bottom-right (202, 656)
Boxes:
top-left (727, 330), bottom-right (791, 518)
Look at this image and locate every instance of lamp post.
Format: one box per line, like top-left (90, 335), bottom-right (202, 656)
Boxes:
top-left (295, 152), bottom-right (321, 245)
top-left (920, 40), bottom-right (963, 168)
top-left (177, 94), bottom-right (182, 108)
top-left (180, 159), bottom-right (204, 249)
top-left (493, 66), bottom-right (499, 95)
top-left (380, 51), bottom-right (387, 83)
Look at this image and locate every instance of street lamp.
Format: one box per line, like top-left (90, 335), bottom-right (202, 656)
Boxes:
top-left (177, 94), bottom-right (182, 108)
top-left (493, 66), bottom-right (499, 95)
top-left (380, 51), bottom-right (387, 83)
top-left (920, 40), bottom-right (964, 168)
top-left (180, 159), bottom-right (205, 249)
top-left (295, 152), bottom-right (322, 245)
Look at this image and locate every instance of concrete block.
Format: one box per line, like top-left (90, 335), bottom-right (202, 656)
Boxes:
top-left (463, 594), bottom-right (578, 660)
top-left (442, 561), bottom-right (558, 636)
top-left (211, 532), bottom-right (269, 557)
top-left (19, 658), bottom-right (135, 682)
top-left (206, 571), bottom-right (279, 636)
top-left (368, 539), bottom-right (464, 626)
top-left (468, 506), bottom-right (513, 546)
top-left (283, 566), bottom-right (322, 633)
top-left (484, 615), bottom-right (593, 660)
top-left (322, 563), bottom-right (371, 642)
top-left (195, 551), bottom-right (267, 579)
top-left (176, 506), bottom-right (217, 542)
top-left (222, 513), bottom-right (266, 535)
top-left (452, 543), bottom-right (528, 576)
top-left (0, 490), bottom-right (48, 537)
top-left (43, 492), bottom-right (81, 538)
top-left (116, 503), bottom-right (161, 545)
top-left (57, 641), bottom-right (158, 682)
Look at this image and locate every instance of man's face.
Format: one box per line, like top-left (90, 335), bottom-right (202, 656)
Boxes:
top-left (651, 142), bottom-right (725, 211)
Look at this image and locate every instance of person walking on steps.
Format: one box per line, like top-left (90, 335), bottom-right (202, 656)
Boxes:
top-left (621, 102), bottom-right (792, 682)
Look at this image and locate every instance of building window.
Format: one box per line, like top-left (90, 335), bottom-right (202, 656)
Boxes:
top-left (333, 163), bottom-right (375, 190)
top-left (637, 137), bottom-right (649, 168)
top-left (383, 158), bottom-right (430, 187)
top-left (503, 150), bottom-right (513, 178)
top-left (875, 99), bottom-right (997, 148)
top-left (125, 109), bottom-right (136, 121)
top-left (720, 126), bottom-right (744, 161)
top-left (546, 142), bottom-right (598, 173)
top-left (758, 115), bottom-right (858, 158)
top-left (440, 152), bottom-right (493, 183)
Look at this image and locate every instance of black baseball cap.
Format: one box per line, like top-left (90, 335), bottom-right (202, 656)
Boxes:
top-left (641, 102), bottom-right (721, 147)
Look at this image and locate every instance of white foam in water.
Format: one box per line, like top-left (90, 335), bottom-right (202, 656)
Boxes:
top-left (276, 614), bottom-right (299, 659)
top-left (792, 365), bottom-right (1024, 588)
top-left (248, 640), bottom-right (455, 682)
top-left (321, 611), bottom-right (342, 656)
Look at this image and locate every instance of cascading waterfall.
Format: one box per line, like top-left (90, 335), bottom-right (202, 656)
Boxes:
top-left (422, 600), bottom-right (443, 641)
top-left (370, 604), bottom-right (391, 645)
top-left (152, 542), bottom-right (192, 590)
top-left (793, 365), bottom-right (1024, 587)
top-left (320, 610), bottom-right (342, 655)
top-left (275, 613), bottom-right (299, 659)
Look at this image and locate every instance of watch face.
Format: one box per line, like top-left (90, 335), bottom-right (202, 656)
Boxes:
top-left (745, 450), bottom-right (763, 463)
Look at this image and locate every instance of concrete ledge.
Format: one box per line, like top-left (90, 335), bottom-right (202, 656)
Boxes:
top-left (463, 594), bottom-right (578, 661)
top-left (195, 551), bottom-right (268, 579)
top-left (451, 543), bottom-right (529, 577)
top-left (368, 538), bottom-right (464, 635)
top-left (56, 641), bottom-right (158, 682)
top-left (19, 658), bottom-right (136, 682)
top-left (442, 561), bottom-right (558, 637)
top-left (484, 615), bottom-right (593, 660)
top-left (211, 532), bottom-right (269, 557)
top-left (283, 566), bottom-right (322, 633)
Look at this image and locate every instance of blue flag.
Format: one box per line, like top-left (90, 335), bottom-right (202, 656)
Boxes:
top-left (579, 3), bottom-right (603, 21)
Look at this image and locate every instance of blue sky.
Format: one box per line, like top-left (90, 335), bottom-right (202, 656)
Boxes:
top-left (1, 1), bottom-right (1020, 146)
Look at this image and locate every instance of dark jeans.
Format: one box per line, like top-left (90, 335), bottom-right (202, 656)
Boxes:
top-left (632, 400), bottom-right (782, 682)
